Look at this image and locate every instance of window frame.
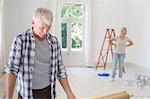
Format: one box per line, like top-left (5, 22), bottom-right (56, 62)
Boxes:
top-left (60, 3), bottom-right (85, 52)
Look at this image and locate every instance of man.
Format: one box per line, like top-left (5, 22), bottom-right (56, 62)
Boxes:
top-left (5, 8), bottom-right (76, 99)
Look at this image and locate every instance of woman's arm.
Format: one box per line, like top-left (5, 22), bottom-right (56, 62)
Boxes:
top-left (126, 40), bottom-right (133, 47)
top-left (109, 38), bottom-right (116, 46)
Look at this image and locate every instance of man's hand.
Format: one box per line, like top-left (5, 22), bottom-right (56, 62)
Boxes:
top-left (67, 92), bottom-right (76, 99)
top-left (59, 77), bottom-right (76, 99)
top-left (6, 73), bottom-right (16, 99)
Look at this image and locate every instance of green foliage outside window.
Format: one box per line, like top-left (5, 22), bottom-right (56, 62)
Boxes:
top-left (61, 4), bottom-right (84, 19)
top-left (61, 23), bottom-right (67, 48)
top-left (71, 22), bottom-right (83, 48)
top-left (61, 4), bottom-right (84, 49)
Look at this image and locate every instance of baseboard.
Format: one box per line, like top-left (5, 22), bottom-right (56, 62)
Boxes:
top-left (125, 62), bottom-right (150, 74)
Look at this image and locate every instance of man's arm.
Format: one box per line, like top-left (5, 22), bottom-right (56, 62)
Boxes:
top-left (5, 36), bottom-right (22, 99)
top-left (6, 73), bottom-right (16, 99)
top-left (56, 39), bottom-right (76, 99)
top-left (59, 77), bottom-right (76, 99)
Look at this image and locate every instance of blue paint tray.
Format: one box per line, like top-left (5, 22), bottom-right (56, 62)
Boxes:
top-left (97, 73), bottom-right (110, 77)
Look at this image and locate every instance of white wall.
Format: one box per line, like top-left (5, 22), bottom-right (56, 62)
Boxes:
top-left (127, 0), bottom-right (150, 67)
top-left (91, 0), bottom-right (131, 65)
top-left (127, 0), bottom-right (150, 69)
top-left (3, 0), bottom-right (150, 69)
top-left (133, 1), bottom-right (150, 69)
top-left (90, 0), bottom-right (150, 69)
top-left (3, 0), bottom-right (51, 65)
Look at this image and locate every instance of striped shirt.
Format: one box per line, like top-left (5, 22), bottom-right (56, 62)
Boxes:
top-left (5, 29), bottom-right (67, 99)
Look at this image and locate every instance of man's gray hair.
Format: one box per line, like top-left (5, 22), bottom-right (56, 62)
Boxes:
top-left (32, 7), bottom-right (53, 25)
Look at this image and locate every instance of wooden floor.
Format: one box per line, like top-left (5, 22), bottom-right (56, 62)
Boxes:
top-left (0, 65), bottom-right (150, 99)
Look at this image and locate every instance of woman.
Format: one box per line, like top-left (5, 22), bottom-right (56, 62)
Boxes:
top-left (109, 27), bottom-right (133, 81)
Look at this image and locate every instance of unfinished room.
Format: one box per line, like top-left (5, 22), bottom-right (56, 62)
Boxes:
top-left (0, 0), bottom-right (150, 99)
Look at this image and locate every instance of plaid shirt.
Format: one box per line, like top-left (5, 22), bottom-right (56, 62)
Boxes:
top-left (5, 29), bottom-right (67, 99)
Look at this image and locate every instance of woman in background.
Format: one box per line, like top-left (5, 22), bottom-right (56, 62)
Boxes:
top-left (109, 27), bottom-right (133, 81)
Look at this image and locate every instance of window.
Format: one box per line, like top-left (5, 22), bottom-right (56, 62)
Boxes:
top-left (61, 23), bottom-right (67, 48)
top-left (61, 4), bottom-right (84, 19)
top-left (71, 22), bottom-right (83, 49)
top-left (61, 4), bottom-right (85, 51)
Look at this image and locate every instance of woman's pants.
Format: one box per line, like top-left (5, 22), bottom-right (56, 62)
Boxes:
top-left (111, 53), bottom-right (125, 78)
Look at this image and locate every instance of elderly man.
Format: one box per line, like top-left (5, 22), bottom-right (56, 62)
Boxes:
top-left (5, 8), bottom-right (76, 99)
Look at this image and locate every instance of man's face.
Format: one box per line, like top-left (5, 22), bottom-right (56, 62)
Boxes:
top-left (32, 19), bottom-right (51, 39)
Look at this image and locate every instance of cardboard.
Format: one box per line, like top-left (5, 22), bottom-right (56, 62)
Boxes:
top-left (94, 91), bottom-right (130, 99)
